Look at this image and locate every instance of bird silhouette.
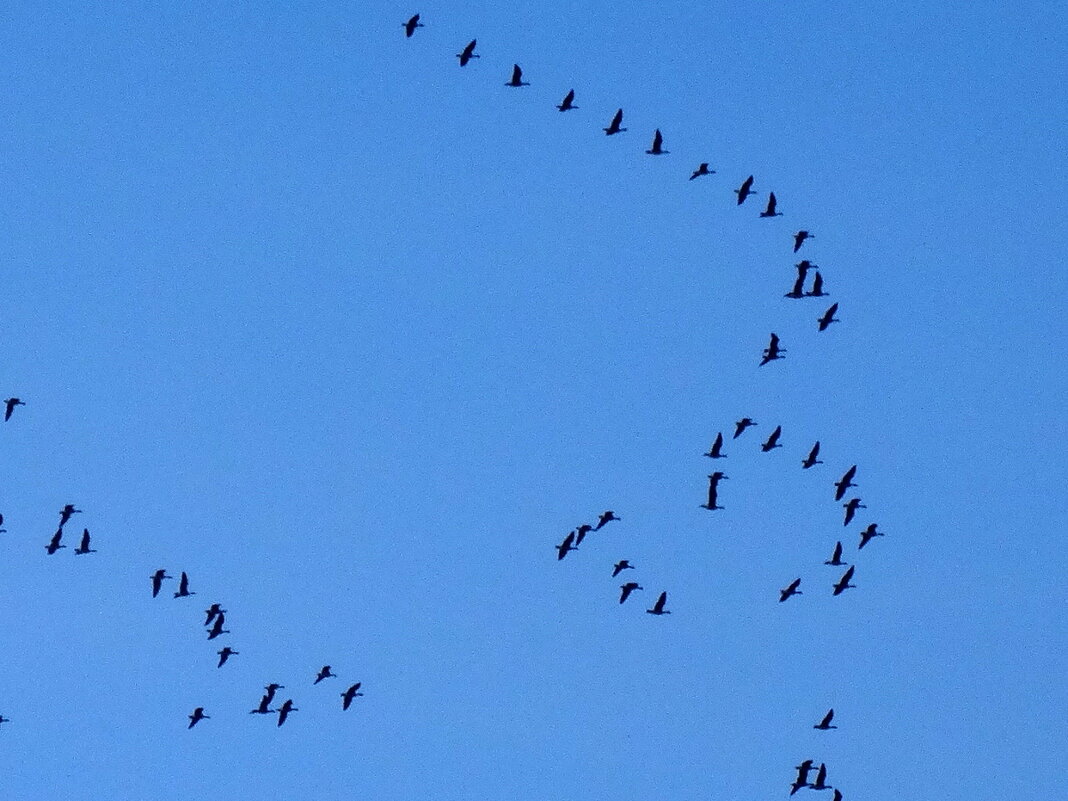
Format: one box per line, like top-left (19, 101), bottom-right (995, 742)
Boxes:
top-left (556, 89), bottom-right (577, 111)
top-left (834, 466), bottom-right (857, 501)
top-left (207, 612), bottom-right (229, 640)
top-left (3, 398), bottom-right (24, 421)
top-left (0, 513), bottom-right (6, 534)
top-left (646, 591), bottom-right (670, 615)
top-left (73, 528), bottom-right (96, 554)
top-left (341, 683), bottom-right (364, 710)
top-left (784, 274), bottom-right (806, 299)
top-left (791, 761), bottom-right (814, 795)
top-left (58, 504), bottom-right (82, 528)
top-left (151, 569), bottom-right (172, 598)
top-left (701, 471), bottom-right (727, 510)
top-left (204, 603), bottom-right (225, 626)
top-left (594, 510), bottom-right (619, 530)
top-left (814, 708), bottom-right (837, 730)
top-left (802, 442), bottom-right (823, 469)
top-left (735, 175), bottom-right (755, 205)
top-left (832, 565), bottom-right (856, 596)
top-left (760, 333), bottom-right (784, 366)
top-left (277, 699), bottom-right (297, 726)
top-left (832, 790), bottom-right (842, 801)
top-left (556, 531), bottom-right (576, 560)
top-left (45, 529), bottom-right (65, 555)
top-left (690, 162), bottom-right (714, 179)
top-left (619, 582), bottom-right (643, 604)
top-left (760, 192), bottom-right (782, 218)
top-left (0, 714), bottom-right (9, 725)
top-left (806, 271), bottom-right (827, 297)
top-left (704, 432), bottom-right (726, 458)
top-left (612, 560), bottom-right (634, 577)
top-left (858, 523), bottom-right (884, 550)
top-left (793, 230), bottom-right (813, 252)
top-left (573, 527), bottom-right (588, 547)
top-left (188, 707), bottom-right (209, 728)
top-left (645, 128), bottom-right (667, 155)
top-left (314, 665), bottom-right (336, 684)
top-left (250, 694), bottom-right (274, 715)
top-left (761, 425), bottom-right (783, 452)
top-left (603, 108), bottom-right (626, 135)
top-left (796, 259), bottom-right (817, 282)
top-left (824, 541), bottom-right (846, 566)
top-left (173, 571), bottom-right (194, 598)
top-left (505, 64), bottom-right (528, 87)
top-left (818, 303), bottom-right (840, 331)
top-left (456, 39), bottom-right (479, 66)
top-left (842, 498), bottom-right (866, 526)
top-left (810, 763), bottom-right (832, 791)
top-left (733, 418), bottom-right (757, 438)
top-left (403, 13), bottom-right (423, 37)
top-left (217, 647), bottom-right (238, 667)
top-left (779, 578), bottom-right (802, 602)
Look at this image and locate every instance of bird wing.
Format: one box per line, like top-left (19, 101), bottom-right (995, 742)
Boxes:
top-left (511, 64), bottom-right (522, 83)
top-left (655, 591), bottom-right (667, 611)
top-left (652, 129), bottom-right (662, 149)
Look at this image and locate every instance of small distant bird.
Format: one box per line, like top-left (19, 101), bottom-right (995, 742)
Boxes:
top-left (735, 175), bottom-right (755, 205)
top-left (793, 230), bottom-right (813, 252)
top-left (575, 523), bottom-right (593, 541)
top-left (151, 569), bottom-right (172, 598)
top-left (612, 560), bottom-right (634, 577)
top-left (217, 647), bottom-right (238, 667)
top-left (832, 790), bottom-right (842, 801)
top-left (733, 418), bottom-right (757, 438)
top-left (3, 398), bottom-right (24, 421)
top-left (505, 64), bottom-right (528, 87)
top-left (277, 699), bottom-right (297, 727)
top-left (704, 432), bottom-right (726, 459)
top-left (646, 591), bottom-right (670, 615)
top-left (314, 665), bottom-right (336, 684)
top-left (556, 531), bottom-right (576, 560)
top-left (824, 541), bottom-right (846, 566)
top-left (204, 603), bottom-right (225, 626)
top-left (760, 333), bottom-right (784, 366)
top-left (341, 683), bottom-right (364, 710)
top-left (250, 695), bottom-right (274, 715)
top-left (603, 108), bottom-right (626, 135)
top-left (0, 513), bottom-right (6, 534)
top-left (173, 571), bottom-right (194, 598)
top-left (834, 466), bottom-right (857, 501)
top-left (619, 582), bottom-right (643, 604)
top-left (207, 612), bottom-right (229, 640)
top-left (594, 510), bottom-right (619, 530)
top-left (814, 709), bottom-right (837, 730)
top-left (645, 128), bottom-right (667, 155)
top-left (188, 707), bottom-right (209, 728)
top-left (791, 761), bottom-right (813, 795)
top-left (806, 272), bottom-right (827, 297)
top-left (784, 274), bottom-right (806, 299)
top-left (842, 498), bottom-right (866, 526)
top-left (0, 714), bottom-right (8, 725)
top-left (760, 192), bottom-right (782, 218)
top-left (690, 162), bottom-right (714, 180)
top-left (701, 472), bottom-right (727, 510)
top-left (58, 504), bottom-right (82, 527)
top-left (832, 565), bottom-right (856, 596)
top-left (264, 683), bottom-right (285, 703)
top-left (818, 303), bottom-right (840, 331)
top-left (573, 527), bottom-right (588, 547)
top-left (810, 763), bottom-right (831, 791)
top-left (403, 13), bottom-right (423, 37)
top-left (73, 528), bottom-right (96, 554)
top-left (779, 578), bottom-right (802, 602)
top-left (858, 523), bottom-right (884, 550)
top-left (802, 442), bottom-right (823, 469)
top-left (45, 529), bottom-right (65, 555)
top-left (761, 426), bottom-right (783, 452)
top-left (556, 89), bottom-right (577, 111)
top-left (456, 39), bottom-right (479, 66)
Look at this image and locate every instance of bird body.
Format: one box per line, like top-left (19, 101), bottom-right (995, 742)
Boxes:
top-left (785, 274), bottom-right (806, 299)
top-left (204, 603), bottom-right (225, 626)
top-left (735, 175), bottom-right (755, 205)
top-left (556, 531), bottom-right (576, 560)
top-left (818, 303), bottom-right (840, 331)
top-left (802, 441), bottom-right (823, 468)
top-left (619, 582), bottom-right (642, 604)
top-left (701, 472), bottom-right (727, 510)
top-left (603, 108), bottom-right (626, 135)
top-left (858, 523), bottom-right (884, 549)
top-left (250, 695), bottom-right (274, 715)
top-left (45, 529), bottom-right (65, 555)
top-left (188, 707), bottom-right (209, 728)
top-left (842, 498), bottom-right (866, 526)
top-left (645, 128), bottom-right (667, 155)
top-left (646, 591), bottom-right (670, 615)
top-left (277, 699), bottom-right (297, 726)
top-left (58, 504), bottom-right (82, 527)
top-left (612, 560), bottom-right (634, 577)
top-left (824, 541), bottom-right (846, 566)
top-left (833, 565), bottom-right (856, 595)
top-left (3, 398), bottom-right (24, 421)
top-left (834, 466), bottom-right (857, 501)
top-left (690, 162), bottom-right (714, 179)
top-left (505, 64), bottom-right (528, 87)
top-left (556, 89), bottom-right (577, 111)
top-left (314, 665), bottom-right (336, 684)
top-left (403, 13), bottom-right (423, 37)
top-left (815, 708), bottom-right (837, 730)
top-left (594, 510), bottom-right (619, 530)
top-left (704, 432), bottom-right (726, 458)
top-left (342, 683), bottom-right (364, 710)
top-left (207, 613), bottom-right (229, 640)
top-left (761, 425), bottom-right (783, 452)
top-left (457, 39), bottom-right (479, 66)
top-left (73, 528), bottom-right (96, 554)
top-left (760, 192), bottom-right (782, 217)
top-left (806, 271), bottom-right (827, 297)
top-left (151, 569), bottom-right (172, 598)
top-left (217, 647), bottom-right (238, 667)
top-left (793, 230), bottom-right (813, 252)
top-left (733, 418), bottom-right (756, 438)
top-left (811, 763), bottom-right (831, 791)
top-left (173, 571), bottom-right (194, 598)
top-left (779, 578), bottom-right (802, 602)
top-left (760, 333), bottom-right (784, 366)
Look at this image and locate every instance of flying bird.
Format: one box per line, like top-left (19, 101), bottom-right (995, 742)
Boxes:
top-left (760, 333), bottom-right (784, 366)
top-left (3, 398), bottom-right (24, 421)
top-left (834, 466), bottom-right (857, 501)
top-left (818, 303), bottom-right (840, 331)
top-left (784, 274), bottom-right (806, 299)
top-left (690, 162), bottom-right (714, 180)
top-left (603, 108), bottom-right (626, 135)
top-left (505, 64), bottom-right (529, 87)
top-left (646, 591), bottom-right (670, 615)
top-left (277, 699), bottom-right (298, 727)
top-left (832, 791), bottom-right (842, 801)
top-left (264, 683), bottom-right (285, 704)
top-left (204, 603), bottom-right (225, 626)
top-left (456, 39), bottom-right (479, 66)
top-left (151, 569), bottom-right (172, 598)
top-left (802, 442), bottom-right (823, 469)
top-left (207, 612), bottom-right (229, 640)
top-left (341, 683), bottom-right (364, 710)
top-left (796, 259), bottom-right (817, 281)
top-left (73, 528), bottom-right (96, 554)
top-left (173, 571), bottom-right (194, 598)
top-left (842, 498), bottom-right (866, 526)
top-left (814, 709), bottom-right (837, 730)
top-left (806, 272), bottom-right (827, 297)
top-left (791, 761), bottom-right (814, 795)
top-left (612, 560), bottom-right (634, 577)
top-left (0, 513), bottom-right (5, 534)
top-left (556, 531), bottom-right (577, 560)
top-left (760, 192), bottom-right (782, 218)
top-left (733, 418), bottom-right (757, 438)
top-left (779, 578), bottom-right (802, 602)
top-left (58, 504), bottom-right (82, 527)
top-left (735, 175), bottom-right (755, 205)
top-left (761, 425), bottom-right (783, 452)
top-left (810, 763), bottom-right (832, 791)
top-left (645, 128), bottom-right (667, 155)
top-left (832, 565), bottom-right (856, 596)
top-left (573, 527), bottom-right (588, 547)
top-left (824, 541), bottom-right (846, 566)
top-left (619, 582), bottom-right (643, 604)
top-left (556, 89), bottom-right (577, 111)
top-left (250, 695), bottom-right (274, 715)
top-left (594, 510), bottom-right (619, 530)
top-left (704, 432), bottom-right (726, 458)
top-left (45, 529), bottom-right (65, 555)
top-left (701, 471), bottom-right (728, 510)
top-left (403, 13), bottom-right (423, 37)
top-left (0, 714), bottom-right (9, 725)
top-left (314, 665), bottom-right (336, 684)
top-left (188, 707), bottom-right (209, 728)
top-left (793, 230), bottom-right (813, 252)
top-left (858, 523), bottom-right (884, 550)
top-left (216, 647), bottom-right (238, 667)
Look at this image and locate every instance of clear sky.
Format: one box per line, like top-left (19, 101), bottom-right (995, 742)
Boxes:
top-left (1, 2), bottom-right (1066, 799)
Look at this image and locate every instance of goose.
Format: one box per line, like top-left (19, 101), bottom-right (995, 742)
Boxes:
top-left (802, 441), bottom-right (823, 469)
top-left (456, 39), bottom-right (479, 66)
top-left (603, 108), bottom-right (626, 135)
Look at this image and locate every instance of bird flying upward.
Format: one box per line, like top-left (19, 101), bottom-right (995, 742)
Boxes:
top-left (3, 398), bottom-right (24, 421)
top-left (277, 699), bottom-right (298, 726)
top-left (858, 523), bottom-right (884, 550)
top-left (814, 708), bottom-right (837, 730)
top-left (645, 128), bottom-right (667, 155)
top-left (612, 560), bottom-right (634, 577)
top-left (760, 192), bottom-right (782, 218)
top-left (646, 591), bottom-right (670, 615)
top-left (818, 302), bottom-right (840, 331)
top-left (824, 541), bottom-right (846, 566)
top-left (779, 578), bottom-right (802, 602)
top-left (603, 108), bottom-right (626, 135)
top-left (556, 531), bottom-right (576, 560)
top-left (173, 571), bottom-right (194, 598)
top-left (74, 528), bottom-right (96, 554)
top-left (45, 529), bottom-right (65, 555)
top-left (701, 472), bottom-right (727, 510)
top-left (505, 64), bottom-right (528, 86)
top-left (594, 510), bottom-right (619, 530)
top-left (217, 647), bottom-right (238, 667)
top-left (733, 418), bottom-right (757, 438)
top-left (341, 683), bottom-right (364, 710)
top-left (793, 230), bottom-right (813, 252)
top-left (842, 498), bottom-right (866, 526)
top-left (58, 504), bottom-right (82, 528)
top-left (403, 13), bottom-right (423, 37)
top-left (834, 466), bottom-right (857, 501)
top-left (761, 425), bottom-right (783, 452)
top-left (556, 89), bottom-right (577, 111)
top-left (456, 39), bottom-right (479, 66)
top-left (619, 582), bottom-right (642, 604)
top-left (802, 441), bottom-right (823, 469)
top-left (188, 707), bottom-right (209, 728)
top-left (735, 175), bottom-right (755, 205)
top-left (704, 432), bottom-right (726, 458)
top-left (832, 565), bottom-right (856, 596)
top-left (760, 333), bottom-right (784, 366)
top-left (151, 569), bottom-right (171, 598)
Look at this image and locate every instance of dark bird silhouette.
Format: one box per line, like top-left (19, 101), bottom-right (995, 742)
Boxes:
top-left (207, 612), bottom-right (229, 640)
top-left (646, 591), bottom-right (670, 615)
top-left (3, 398), bottom-right (24, 421)
top-left (556, 531), bottom-right (576, 560)
top-left (824, 541), bottom-right (846, 566)
top-left (806, 271), bottom-right (827, 297)
top-left (760, 333), bottom-right (784, 366)
top-left (832, 790), bottom-right (842, 801)
top-left (793, 230), bottom-right (813, 252)
top-left (58, 504), bottom-right (82, 527)
top-left (796, 259), bottom-right (817, 281)
top-left (701, 472), bottom-right (728, 510)
top-left (818, 302), bottom-right (840, 331)
top-left (835, 466), bottom-right (857, 501)
top-left (811, 763), bottom-right (832, 791)
top-left (151, 569), bottom-right (172, 598)
top-left (814, 708), bottom-right (837, 730)
top-left (735, 175), bottom-right (755, 205)
top-left (403, 13), bottom-right (423, 37)
top-left (0, 714), bottom-right (9, 725)
top-left (341, 683), bottom-right (364, 710)
top-left (690, 162), bottom-right (714, 179)
top-left (505, 64), bottom-right (528, 87)
top-left (858, 523), bottom-right (884, 550)
top-left (264, 683), bottom-right (285, 705)
top-left (277, 699), bottom-right (297, 727)
top-left (576, 523), bottom-right (593, 539)
top-left (556, 89), bottom-right (577, 111)
top-left (784, 274), bottom-right (806, 299)
top-left (188, 707), bottom-right (209, 728)
top-left (761, 426), bottom-right (783, 452)
top-left (791, 761), bottom-right (814, 795)
top-left (842, 498), bottom-right (866, 526)
top-left (594, 510), bottom-right (619, 530)
top-left (619, 582), bottom-right (643, 604)
top-left (0, 513), bottom-right (5, 534)
top-left (704, 432), bottom-right (726, 458)
top-left (779, 578), bottom-right (802, 602)
top-left (645, 128), bottom-right (667, 155)
top-left (73, 528), bottom-right (96, 554)
top-left (456, 39), bottom-right (479, 66)
top-left (45, 529), bottom-right (65, 555)
top-left (733, 418), bottom-right (757, 438)
top-left (250, 695), bottom-right (274, 715)
top-left (173, 571), bottom-right (194, 598)
top-left (612, 560), bottom-right (634, 577)
top-left (603, 108), bottom-right (626, 135)
top-left (802, 442), bottom-right (823, 469)
top-left (204, 603), bottom-right (225, 626)
top-left (573, 527), bottom-right (588, 547)
top-left (760, 192), bottom-right (782, 218)
top-left (217, 647), bottom-right (238, 667)
top-left (314, 665), bottom-right (336, 684)
top-left (832, 565), bottom-right (856, 596)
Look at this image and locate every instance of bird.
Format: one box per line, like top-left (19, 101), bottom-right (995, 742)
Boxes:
top-left (151, 569), bottom-right (172, 598)
top-left (556, 89), bottom-right (577, 111)
top-left (217, 647), bottom-right (238, 667)
top-left (704, 432), bottom-right (726, 458)
top-left (45, 529), bottom-right (65, 555)
top-left (207, 612), bottom-right (229, 640)
top-left (796, 259), bottom-right (817, 281)
top-left (612, 560), bottom-right (634, 577)
top-left (0, 513), bottom-right (5, 534)
top-left (858, 523), bottom-right (884, 550)
top-left (733, 418), bottom-right (757, 438)
top-left (204, 603), bottom-right (225, 626)
top-left (173, 571), bottom-right (194, 598)
top-left (784, 274), bottom-right (806, 299)
top-left (760, 333), bottom-right (784, 366)
top-left (806, 272), bottom-right (827, 297)
top-left (188, 707), bottom-right (209, 728)
top-left (760, 192), bottom-right (782, 218)
top-left (735, 175), bottom-right (755, 205)
top-left (810, 763), bottom-right (832, 791)
top-left (573, 527), bottom-right (589, 547)
top-left (341, 683), bottom-right (364, 710)
top-left (575, 522), bottom-right (593, 541)
top-left (814, 709), bottom-right (837, 730)
top-left (842, 498), bottom-right (866, 526)
top-left (791, 761), bottom-right (814, 795)
top-left (761, 426), bottom-right (783, 452)
top-left (619, 582), bottom-right (643, 604)
top-left (505, 64), bottom-right (528, 87)
top-left (594, 510), bottom-right (619, 530)
top-left (403, 13), bottom-right (423, 37)
top-left (701, 472), bottom-right (727, 510)
top-left (456, 39), bottom-right (478, 66)
top-left (603, 108), bottom-right (626, 135)
top-left (645, 128), bottom-right (667, 155)
top-left (646, 591), bottom-right (670, 615)
top-left (250, 695), bottom-right (274, 715)
top-left (314, 665), bottom-right (336, 684)
top-left (793, 230), bottom-right (813, 252)
top-left (0, 714), bottom-right (9, 725)
top-left (556, 531), bottom-right (576, 560)
top-left (263, 683), bottom-right (285, 704)
top-left (3, 398), bottom-right (24, 421)
top-left (802, 442), bottom-right (823, 469)
top-left (832, 791), bottom-right (842, 801)
top-left (690, 162), bottom-right (714, 179)
top-left (73, 528), bottom-right (96, 554)
top-left (834, 466), bottom-right (857, 501)
top-left (818, 302), bottom-right (840, 331)
top-left (779, 578), bottom-right (802, 602)
top-left (824, 541), bottom-right (846, 566)
top-left (58, 504), bottom-right (82, 527)
top-left (832, 565), bottom-right (856, 596)
top-left (277, 699), bottom-right (297, 726)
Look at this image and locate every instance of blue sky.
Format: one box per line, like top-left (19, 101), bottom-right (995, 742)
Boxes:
top-left (1, 2), bottom-right (1066, 798)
